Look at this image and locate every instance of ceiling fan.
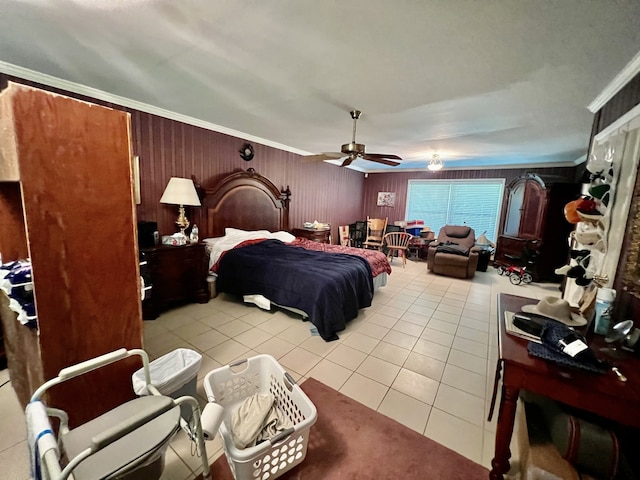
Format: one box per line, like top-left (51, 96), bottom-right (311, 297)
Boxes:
top-left (305, 110), bottom-right (402, 167)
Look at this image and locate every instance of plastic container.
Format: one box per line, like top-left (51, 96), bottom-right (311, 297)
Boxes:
top-left (132, 348), bottom-right (202, 420)
top-left (203, 354), bottom-right (317, 480)
top-left (593, 288), bottom-right (616, 335)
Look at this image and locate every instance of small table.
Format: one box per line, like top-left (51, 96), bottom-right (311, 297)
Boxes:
top-left (140, 243), bottom-right (209, 320)
top-left (407, 237), bottom-right (433, 259)
top-left (292, 227), bottom-right (331, 244)
top-left (491, 293), bottom-right (640, 480)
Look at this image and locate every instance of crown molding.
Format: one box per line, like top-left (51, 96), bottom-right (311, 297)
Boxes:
top-left (0, 61), bottom-right (310, 156)
top-left (588, 50), bottom-right (640, 113)
top-left (594, 102), bottom-right (640, 142)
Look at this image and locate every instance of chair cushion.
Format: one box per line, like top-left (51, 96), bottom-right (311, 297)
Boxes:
top-left (444, 226), bottom-right (471, 238)
top-left (435, 253), bottom-right (472, 267)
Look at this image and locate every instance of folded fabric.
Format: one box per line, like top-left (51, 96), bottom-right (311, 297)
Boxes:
top-left (436, 242), bottom-right (469, 256)
top-left (230, 393), bottom-right (293, 449)
top-left (527, 322), bottom-right (608, 374)
top-left (528, 342), bottom-right (608, 373)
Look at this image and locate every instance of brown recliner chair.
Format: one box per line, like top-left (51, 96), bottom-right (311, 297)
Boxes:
top-left (427, 225), bottom-right (480, 279)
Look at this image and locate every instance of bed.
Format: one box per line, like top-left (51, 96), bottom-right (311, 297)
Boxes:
top-left (201, 169), bottom-right (391, 341)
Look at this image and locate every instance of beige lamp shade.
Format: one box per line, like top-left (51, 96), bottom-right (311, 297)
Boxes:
top-left (159, 177), bottom-right (201, 206)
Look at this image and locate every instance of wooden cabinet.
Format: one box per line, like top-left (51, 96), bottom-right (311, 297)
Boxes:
top-left (0, 83), bottom-right (141, 426)
top-left (495, 174), bottom-right (578, 281)
top-left (141, 243), bottom-right (209, 319)
top-left (292, 227), bottom-right (331, 244)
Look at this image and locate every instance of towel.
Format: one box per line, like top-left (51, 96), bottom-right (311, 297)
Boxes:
top-left (230, 393), bottom-right (293, 449)
top-left (26, 401), bottom-right (58, 480)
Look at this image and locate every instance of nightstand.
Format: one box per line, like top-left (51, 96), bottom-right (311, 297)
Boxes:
top-left (140, 243), bottom-right (209, 319)
top-left (292, 227), bottom-right (331, 244)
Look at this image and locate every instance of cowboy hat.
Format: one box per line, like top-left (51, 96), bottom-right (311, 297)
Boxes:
top-left (521, 296), bottom-right (587, 327)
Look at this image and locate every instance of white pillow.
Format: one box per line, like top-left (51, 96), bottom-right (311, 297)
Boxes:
top-left (271, 231), bottom-right (296, 243)
top-left (224, 227), bottom-right (248, 236)
top-left (202, 237), bottom-right (223, 253)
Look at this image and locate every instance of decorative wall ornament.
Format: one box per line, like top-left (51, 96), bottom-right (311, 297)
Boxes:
top-left (239, 143), bottom-right (254, 161)
top-left (377, 192), bottom-right (396, 207)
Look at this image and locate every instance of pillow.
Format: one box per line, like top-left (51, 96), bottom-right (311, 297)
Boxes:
top-left (271, 231), bottom-right (296, 243)
top-left (224, 227), bottom-right (249, 236)
top-left (203, 237), bottom-right (223, 253)
top-left (444, 226), bottom-right (471, 238)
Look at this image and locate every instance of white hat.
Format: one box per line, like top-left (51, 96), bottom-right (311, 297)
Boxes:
top-left (521, 296), bottom-right (587, 327)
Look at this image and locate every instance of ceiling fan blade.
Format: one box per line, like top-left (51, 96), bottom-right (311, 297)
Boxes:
top-left (362, 153), bottom-right (403, 161)
top-left (303, 152), bottom-right (345, 162)
top-left (361, 153), bottom-right (402, 166)
top-left (341, 154), bottom-right (357, 167)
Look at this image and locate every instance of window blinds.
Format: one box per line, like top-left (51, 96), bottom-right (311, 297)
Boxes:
top-left (406, 180), bottom-right (505, 241)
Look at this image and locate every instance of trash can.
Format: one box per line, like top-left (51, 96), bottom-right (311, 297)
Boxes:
top-left (132, 348), bottom-right (202, 421)
top-left (476, 248), bottom-right (493, 272)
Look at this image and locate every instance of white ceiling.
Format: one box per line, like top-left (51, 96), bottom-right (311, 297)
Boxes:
top-left (1, 0), bottom-right (640, 172)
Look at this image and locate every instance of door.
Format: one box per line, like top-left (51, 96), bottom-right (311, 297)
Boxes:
top-left (519, 180), bottom-right (546, 239)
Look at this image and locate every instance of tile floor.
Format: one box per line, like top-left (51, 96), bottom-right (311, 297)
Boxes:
top-left (0, 259), bottom-right (563, 479)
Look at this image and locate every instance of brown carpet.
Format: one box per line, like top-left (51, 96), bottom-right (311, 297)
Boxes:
top-left (204, 377), bottom-right (489, 479)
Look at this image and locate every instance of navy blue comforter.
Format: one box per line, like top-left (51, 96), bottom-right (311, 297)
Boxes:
top-left (216, 239), bottom-right (374, 341)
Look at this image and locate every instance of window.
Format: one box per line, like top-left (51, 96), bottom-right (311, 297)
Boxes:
top-left (406, 179), bottom-right (505, 241)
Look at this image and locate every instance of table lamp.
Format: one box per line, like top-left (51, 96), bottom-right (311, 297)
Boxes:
top-left (159, 177), bottom-right (201, 237)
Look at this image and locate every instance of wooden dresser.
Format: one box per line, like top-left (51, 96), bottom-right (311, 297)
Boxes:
top-left (494, 174), bottom-right (579, 281)
top-left (292, 227), bottom-right (331, 244)
top-left (141, 243), bottom-right (209, 319)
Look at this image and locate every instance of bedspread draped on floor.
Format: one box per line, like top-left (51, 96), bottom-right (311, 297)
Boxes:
top-left (216, 239), bottom-right (374, 341)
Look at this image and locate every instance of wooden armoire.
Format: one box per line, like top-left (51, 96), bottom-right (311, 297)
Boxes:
top-left (494, 174), bottom-right (579, 281)
top-left (0, 83), bottom-right (143, 426)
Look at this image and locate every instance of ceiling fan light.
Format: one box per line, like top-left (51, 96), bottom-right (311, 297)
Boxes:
top-left (428, 154), bottom-right (444, 171)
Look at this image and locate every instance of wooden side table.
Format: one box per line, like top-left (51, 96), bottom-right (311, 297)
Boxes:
top-left (292, 227), bottom-right (331, 244)
top-left (491, 293), bottom-right (640, 479)
top-left (408, 237), bottom-right (434, 259)
top-left (140, 243), bottom-right (209, 320)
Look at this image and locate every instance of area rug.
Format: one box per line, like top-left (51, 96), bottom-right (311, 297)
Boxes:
top-left (204, 377), bottom-right (489, 479)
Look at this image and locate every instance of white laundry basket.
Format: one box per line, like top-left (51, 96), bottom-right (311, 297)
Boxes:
top-left (203, 354), bottom-right (317, 480)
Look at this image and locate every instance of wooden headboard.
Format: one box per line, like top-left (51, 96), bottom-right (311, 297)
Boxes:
top-left (202, 169), bottom-right (291, 238)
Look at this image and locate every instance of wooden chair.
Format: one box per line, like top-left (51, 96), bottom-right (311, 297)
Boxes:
top-left (362, 217), bottom-right (388, 250)
top-left (383, 232), bottom-right (413, 268)
top-left (349, 221), bottom-right (367, 248)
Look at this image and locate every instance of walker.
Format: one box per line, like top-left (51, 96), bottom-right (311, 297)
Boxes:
top-left (27, 348), bottom-right (212, 480)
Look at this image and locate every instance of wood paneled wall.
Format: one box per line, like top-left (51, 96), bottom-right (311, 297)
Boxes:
top-left (129, 111), bottom-right (365, 241)
top-left (0, 73), bottom-right (365, 243)
top-left (0, 72), bottom-right (579, 244)
top-left (362, 166), bottom-right (579, 226)
top-left (592, 72), bottom-right (640, 135)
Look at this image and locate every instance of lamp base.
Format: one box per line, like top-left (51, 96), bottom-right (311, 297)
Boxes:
top-left (176, 205), bottom-right (190, 237)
